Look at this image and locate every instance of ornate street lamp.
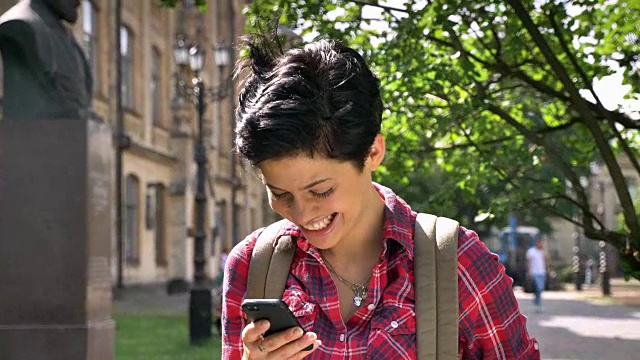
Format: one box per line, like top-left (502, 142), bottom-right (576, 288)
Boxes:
top-left (173, 33), bottom-right (232, 345)
top-left (189, 44), bottom-right (205, 73)
top-left (173, 34), bottom-right (189, 66)
top-left (214, 43), bottom-right (231, 67)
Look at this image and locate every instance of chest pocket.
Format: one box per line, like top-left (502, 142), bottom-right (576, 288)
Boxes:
top-left (370, 305), bottom-right (415, 334)
top-left (368, 306), bottom-right (416, 359)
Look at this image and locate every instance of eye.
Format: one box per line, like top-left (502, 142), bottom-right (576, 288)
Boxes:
top-left (312, 187), bottom-right (335, 199)
top-left (270, 190), bottom-right (291, 200)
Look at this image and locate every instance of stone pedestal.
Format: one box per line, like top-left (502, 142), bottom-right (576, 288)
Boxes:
top-left (0, 118), bottom-right (115, 360)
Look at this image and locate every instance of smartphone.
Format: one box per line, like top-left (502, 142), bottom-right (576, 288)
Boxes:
top-left (241, 298), bottom-right (313, 351)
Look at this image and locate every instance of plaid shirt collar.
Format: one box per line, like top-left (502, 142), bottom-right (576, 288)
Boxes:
top-left (273, 182), bottom-right (416, 258)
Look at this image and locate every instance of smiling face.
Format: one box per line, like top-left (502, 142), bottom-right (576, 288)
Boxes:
top-left (258, 135), bottom-right (386, 250)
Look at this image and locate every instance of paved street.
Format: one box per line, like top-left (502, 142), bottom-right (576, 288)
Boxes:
top-left (516, 289), bottom-right (640, 360)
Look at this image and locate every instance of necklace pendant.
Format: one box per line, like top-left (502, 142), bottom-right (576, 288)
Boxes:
top-left (353, 294), bottom-right (363, 307)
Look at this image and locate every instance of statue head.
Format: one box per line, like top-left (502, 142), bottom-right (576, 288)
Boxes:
top-left (41, 0), bottom-right (81, 24)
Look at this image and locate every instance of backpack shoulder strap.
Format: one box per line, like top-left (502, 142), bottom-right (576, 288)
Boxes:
top-left (414, 213), bottom-right (459, 360)
top-left (246, 219), bottom-right (297, 299)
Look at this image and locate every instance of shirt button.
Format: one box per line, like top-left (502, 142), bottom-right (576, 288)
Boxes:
top-left (339, 334), bottom-right (345, 342)
top-left (367, 303), bottom-right (376, 311)
top-left (533, 342), bottom-right (539, 350)
top-left (391, 321), bottom-right (399, 328)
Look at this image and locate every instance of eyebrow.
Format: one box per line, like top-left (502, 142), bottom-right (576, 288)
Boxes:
top-left (266, 178), bottom-right (332, 192)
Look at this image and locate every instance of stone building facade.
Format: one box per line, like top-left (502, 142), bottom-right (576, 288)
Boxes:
top-left (0, 0), bottom-right (274, 285)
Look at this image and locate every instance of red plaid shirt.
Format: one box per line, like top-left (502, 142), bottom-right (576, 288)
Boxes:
top-left (222, 184), bottom-right (540, 359)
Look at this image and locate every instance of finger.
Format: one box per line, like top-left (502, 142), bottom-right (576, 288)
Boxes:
top-left (260, 326), bottom-right (305, 353)
top-left (241, 319), bottom-right (271, 343)
top-left (242, 337), bottom-right (269, 359)
top-left (290, 339), bottom-right (322, 360)
top-left (288, 334), bottom-right (322, 359)
top-left (268, 331), bottom-right (320, 359)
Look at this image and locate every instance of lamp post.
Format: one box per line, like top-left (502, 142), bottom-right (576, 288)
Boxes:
top-left (573, 176), bottom-right (590, 291)
top-left (572, 227), bottom-right (583, 291)
top-left (591, 163), bottom-right (611, 296)
top-left (598, 181), bottom-right (612, 296)
top-left (173, 33), bottom-right (231, 345)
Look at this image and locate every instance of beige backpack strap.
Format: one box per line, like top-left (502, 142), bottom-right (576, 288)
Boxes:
top-left (415, 213), bottom-right (459, 359)
top-left (246, 220), bottom-right (297, 299)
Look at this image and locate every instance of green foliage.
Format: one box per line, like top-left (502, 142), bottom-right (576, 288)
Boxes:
top-left (241, 0), bottom-right (640, 276)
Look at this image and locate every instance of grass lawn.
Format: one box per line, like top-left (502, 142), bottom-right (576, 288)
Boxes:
top-left (115, 313), bottom-right (222, 360)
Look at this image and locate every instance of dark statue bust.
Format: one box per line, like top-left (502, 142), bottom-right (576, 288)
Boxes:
top-left (0, 0), bottom-right (92, 120)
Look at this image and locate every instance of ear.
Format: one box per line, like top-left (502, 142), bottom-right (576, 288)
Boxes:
top-left (366, 134), bottom-right (385, 171)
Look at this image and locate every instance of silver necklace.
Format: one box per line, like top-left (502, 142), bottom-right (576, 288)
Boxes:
top-left (320, 253), bottom-right (372, 307)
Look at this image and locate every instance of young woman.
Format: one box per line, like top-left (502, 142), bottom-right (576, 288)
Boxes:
top-left (222, 34), bottom-right (540, 359)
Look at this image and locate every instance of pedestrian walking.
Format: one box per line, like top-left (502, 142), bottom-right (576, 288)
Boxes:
top-left (527, 239), bottom-right (547, 313)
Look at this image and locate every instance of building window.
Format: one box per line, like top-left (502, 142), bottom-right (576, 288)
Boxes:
top-left (151, 47), bottom-right (161, 126)
top-left (232, 204), bottom-right (240, 244)
top-left (212, 200), bottom-right (227, 255)
top-left (154, 185), bottom-right (167, 266)
top-left (124, 174), bottom-right (140, 263)
top-left (82, 0), bottom-right (98, 92)
top-left (120, 26), bottom-right (133, 109)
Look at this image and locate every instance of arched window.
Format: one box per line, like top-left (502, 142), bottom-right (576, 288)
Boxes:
top-left (212, 200), bottom-right (227, 255)
top-left (82, 0), bottom-right (98, 92)
top-left (153, 184), bottom-right (167, 266)
top-left (120, 25), bottom-right (134, 109)
top-left (151, 47), bottom-right (162, 127)
top-left (124, 174), bottom-right (140, 263)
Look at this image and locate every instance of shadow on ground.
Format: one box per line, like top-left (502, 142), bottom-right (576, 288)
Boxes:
top-left (517, 291), bottom-right (640, 360)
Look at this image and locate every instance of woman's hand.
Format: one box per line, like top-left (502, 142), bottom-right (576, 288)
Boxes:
top-left (241, 320), bottom-right (322, 359)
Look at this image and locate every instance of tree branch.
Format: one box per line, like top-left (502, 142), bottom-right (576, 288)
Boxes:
top-left (516, 197), bottom-right (581, 224)
top-left (610, 124), bottom-right (640, 177)
top-left (416, 118), bottom-right (579, 154)
top-left (544, 8), bottom-right (638, 133)
top-left (545, 9), bottom-right (594, 96)
top-left (455, 115), bottom-right (612, 244)
top-left (424, 24), bottom-right (640, 130)
top-left (347, 0), bottom-right (409, 14)
top-left (442, 25), bottom-right (602, 244)
top-left (506, 0), bottom-right (640, 240)
top-left (485, 103), bottom-right (592, 211)
top-left (459, 12), bottom-right (496, 57)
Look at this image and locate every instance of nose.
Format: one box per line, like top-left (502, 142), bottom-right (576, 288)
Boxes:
top-left (288, 197), bottom-right (319, 225)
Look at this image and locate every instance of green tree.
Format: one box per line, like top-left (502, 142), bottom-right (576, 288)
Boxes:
top-left (240, 0), bottom-right (640, 278)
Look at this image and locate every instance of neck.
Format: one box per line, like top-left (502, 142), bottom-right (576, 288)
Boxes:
top-left (322, 186), bottom-right (386, 264)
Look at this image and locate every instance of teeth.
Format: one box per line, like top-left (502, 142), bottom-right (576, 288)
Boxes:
top-left (304, 213), bottom-right (335, 231)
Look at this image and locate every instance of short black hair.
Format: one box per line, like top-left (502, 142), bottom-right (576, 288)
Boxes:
top-left (234, 33), bottom-right (383, 170)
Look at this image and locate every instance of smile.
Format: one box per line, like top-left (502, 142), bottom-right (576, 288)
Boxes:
top-left (302, 213), bottom-right (337, 231)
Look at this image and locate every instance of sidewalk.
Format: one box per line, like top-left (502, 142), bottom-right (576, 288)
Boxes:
top-left (113, 283), bottom-right (189, 315)
top-left (517, 280), bottom-right (640, 360)
top-left (534, 278), bottom-right (640, 307)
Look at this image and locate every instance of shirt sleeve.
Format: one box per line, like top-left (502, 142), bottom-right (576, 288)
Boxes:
top-left (221, 229), bottom-right (262, 359)
top-left (457, 228), bottom-right (540, 360)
